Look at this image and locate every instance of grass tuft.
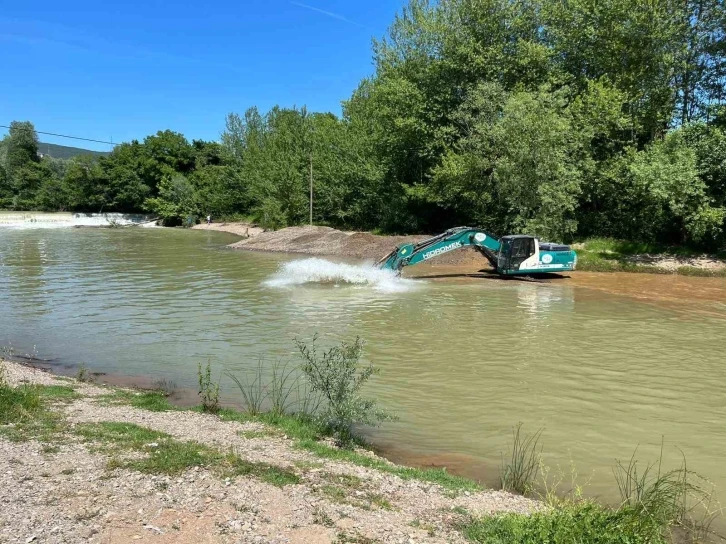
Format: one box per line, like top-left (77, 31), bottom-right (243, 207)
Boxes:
top-left (0, 383), bottom-right (42, 425)
top-left (98, 390), bottom-right (174, 411)
top-left (0, 382), bottom-right (67, 442)
top-left (75, 421), bottom-right (299, 484)
top-left (298, 438), bottom-right (480, 492)
top-left (37, 385), bottom-right (81, 402)
top-left (500, 423), bottom-right (543, 495)
top-left (227, 360), bottom-right (268, 416)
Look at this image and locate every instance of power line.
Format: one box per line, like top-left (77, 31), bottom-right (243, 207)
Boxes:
top-left (0, 124), bottom-right (116, 146)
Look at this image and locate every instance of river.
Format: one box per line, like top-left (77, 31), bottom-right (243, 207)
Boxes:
top-left (1, 226), bottom-right (725, 519)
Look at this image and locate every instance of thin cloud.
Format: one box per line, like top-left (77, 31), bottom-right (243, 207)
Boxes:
top-left (290, 1), bottom-right (365, 28)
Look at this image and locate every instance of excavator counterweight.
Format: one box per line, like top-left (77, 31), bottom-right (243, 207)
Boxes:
top-left (376, 227), bottom-right (577, 276)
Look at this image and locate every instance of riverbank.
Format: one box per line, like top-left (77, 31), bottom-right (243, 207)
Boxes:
top-left (0, 359), bottom-right (535, 544)
top-left (192, 222), bottom-right (265, 238)
top-left (215, 224), bottom-right (726, 275)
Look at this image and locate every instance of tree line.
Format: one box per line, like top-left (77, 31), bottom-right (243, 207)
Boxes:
top-left (1, 0), bottom-right (725, 248)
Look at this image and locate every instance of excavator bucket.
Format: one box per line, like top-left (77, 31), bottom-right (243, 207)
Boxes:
top-left (376, 243), bottom-right (416, 273)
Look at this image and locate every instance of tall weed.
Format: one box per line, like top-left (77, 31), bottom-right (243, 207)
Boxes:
top-left (227, 360), bottom-right (267, 416)
top-left (500, 423), bottom-right (543, 495)
top-left (614, 444), bottom-right (720, 541)
top-left (269, 360), bottom-right (298, 416)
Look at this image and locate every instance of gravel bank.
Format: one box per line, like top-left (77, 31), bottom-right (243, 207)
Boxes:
top-left (1, 360), bottom-right (537, 544)
top-left (228, 226), bottom-right (486, 266)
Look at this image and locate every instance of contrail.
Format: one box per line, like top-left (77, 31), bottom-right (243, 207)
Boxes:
top-left (290, 1), bottom-right (365, 28)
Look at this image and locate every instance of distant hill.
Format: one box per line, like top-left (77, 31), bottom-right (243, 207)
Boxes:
top-left (37, 142), bottom-right (111, 160)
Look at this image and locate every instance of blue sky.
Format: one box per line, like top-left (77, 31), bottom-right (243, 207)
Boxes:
top-left (0, 1), bottom-right (403, 151)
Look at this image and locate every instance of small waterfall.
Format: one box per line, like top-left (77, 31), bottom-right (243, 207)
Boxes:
top-left (0, 212), bottom-right (157, 229)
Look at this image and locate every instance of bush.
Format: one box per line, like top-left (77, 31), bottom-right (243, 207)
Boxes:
top-left (197, 361), bottom-right (220, 414)
top-left (295, 335), bottom-right (395, 446)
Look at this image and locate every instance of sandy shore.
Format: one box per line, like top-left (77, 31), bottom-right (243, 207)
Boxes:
top-left (0, 360), bottom-right (535, 544)
top-left (192, 223), bottom-right (265, 238)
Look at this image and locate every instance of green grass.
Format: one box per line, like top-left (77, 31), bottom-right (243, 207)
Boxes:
top-left (37, 385), bottom-right (81, 402)
top-left (0, 383), bottom-right (42, 425)
top-left (74, 421), bottom-right (170, 449)
top-left (213, 405), bottom-right (480, 492)
top-left (74, 421), bottom-right (299, 485)
top-left (463, 502), bottom-right (667, 544)
top-left (97, 390), bottom-right (175, 412)
top-left (298, 438), bottom-right (480, 492)
top-left (575, 237), bottom-right (726, 277)
top-left (0, 383), bottom-right (68, 442)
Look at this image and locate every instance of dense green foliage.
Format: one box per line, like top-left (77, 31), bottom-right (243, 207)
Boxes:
top-left (2, 0), bottom-right (725, 247)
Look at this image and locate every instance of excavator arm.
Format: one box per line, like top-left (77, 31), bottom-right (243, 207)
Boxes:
top-left (376, 227), bottom-right (501, 273)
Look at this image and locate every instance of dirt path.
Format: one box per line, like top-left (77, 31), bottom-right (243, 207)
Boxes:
top-left (0, 361), bottom-right (535, 544)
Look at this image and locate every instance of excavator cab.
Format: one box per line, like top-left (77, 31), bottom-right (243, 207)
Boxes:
top-left (497, 235), bottom-right (577, 275)
top-left (498, 236), bottom-right (537, 273)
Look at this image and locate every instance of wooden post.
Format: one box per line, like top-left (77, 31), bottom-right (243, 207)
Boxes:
top-left (309, 153), bottom-right (313, 226)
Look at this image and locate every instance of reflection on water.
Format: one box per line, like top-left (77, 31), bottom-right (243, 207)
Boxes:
top-left (1, 228), bottom-right (726, 521)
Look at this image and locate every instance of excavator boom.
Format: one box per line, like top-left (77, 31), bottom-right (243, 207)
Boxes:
top-left (376, 227), bottom-right (500, 272)
top-left (376, 227), bottom-right (577, 276)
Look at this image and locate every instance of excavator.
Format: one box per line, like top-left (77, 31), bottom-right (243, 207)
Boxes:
top-left (376, 227), bottom-right (577, 277)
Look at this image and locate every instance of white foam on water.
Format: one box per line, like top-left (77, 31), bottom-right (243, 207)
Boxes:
top-left (264, 258), bottom-right (419, 293)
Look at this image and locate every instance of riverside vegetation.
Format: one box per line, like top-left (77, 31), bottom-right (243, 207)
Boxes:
top-left (0, 338), bottom-right (720, 543)
top-left (2, 0), bottom-right (726, 254)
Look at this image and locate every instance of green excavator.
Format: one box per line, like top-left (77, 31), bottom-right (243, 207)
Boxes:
top-left (376, 227), bottom-right (577, 276)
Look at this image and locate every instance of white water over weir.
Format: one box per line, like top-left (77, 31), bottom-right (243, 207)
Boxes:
top-left (0, 212), bottom-right (157, 229)
top-left (264, 257), bottom-right (419, 293)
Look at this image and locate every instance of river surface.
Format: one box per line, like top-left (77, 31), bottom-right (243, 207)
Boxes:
top-left (1, 227), bottom-right (725, 516)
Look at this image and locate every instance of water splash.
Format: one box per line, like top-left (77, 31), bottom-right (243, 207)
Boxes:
top-left (264, 258), bottom-right (419, 293)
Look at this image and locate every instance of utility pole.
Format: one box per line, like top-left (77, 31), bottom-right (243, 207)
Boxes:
top-left (309, 152), bottom-right (313, 226)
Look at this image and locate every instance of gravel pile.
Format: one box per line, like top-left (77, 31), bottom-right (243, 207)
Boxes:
top-left (229, 226), bottom-right (487, 267)
top-left (1, 360), bottom-right (537, 543)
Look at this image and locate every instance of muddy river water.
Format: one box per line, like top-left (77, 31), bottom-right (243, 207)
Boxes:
top-left (1, 227), bottom-right (725, 516)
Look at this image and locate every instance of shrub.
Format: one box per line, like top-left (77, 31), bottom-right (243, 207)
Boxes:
top-left (76, 363), bottom-right (90, 383)
top-left (295, 335), bottom-right (395, 446)
top-left (197, 361), bottom-right (220, 414)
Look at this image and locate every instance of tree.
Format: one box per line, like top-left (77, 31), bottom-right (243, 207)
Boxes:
top-left (4, 121), bottom-right (40, 180)
top-left (62, 156), bottom-right (110, 212)
top-left (144, 173), bottom-right (198, 225)
top-left (0, 164), bottom-right (10, 208)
